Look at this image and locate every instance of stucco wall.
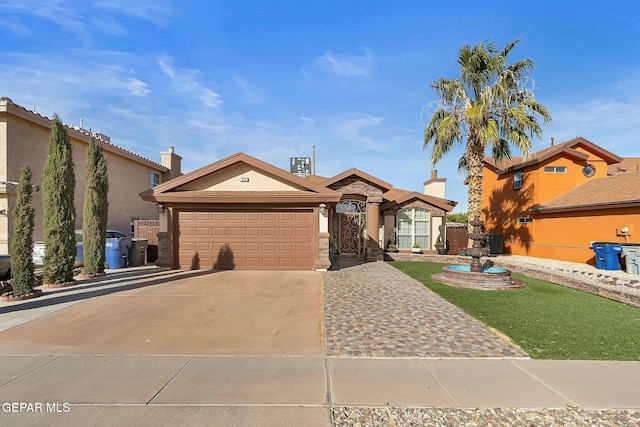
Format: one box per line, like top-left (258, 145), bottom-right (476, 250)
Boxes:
top-left (179, 163), bottom-right (306, 192)
top-left (0, 101), bottom-right (171, 253)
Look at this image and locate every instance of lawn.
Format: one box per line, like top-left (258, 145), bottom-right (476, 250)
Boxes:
top-left (389, 261), bottom-right (640, 360)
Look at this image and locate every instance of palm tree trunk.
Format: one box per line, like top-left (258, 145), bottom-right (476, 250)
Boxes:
top-left (466, 136), bottom-right (485, 225)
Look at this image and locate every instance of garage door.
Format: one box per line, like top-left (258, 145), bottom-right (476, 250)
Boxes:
top-left (178, 210), bottom-right (316, 270)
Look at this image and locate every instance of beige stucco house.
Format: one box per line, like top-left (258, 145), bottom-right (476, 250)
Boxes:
top-left (0, 97), bottom-right (182, 254)
top-left (140, 152), bottom-right (456, 271)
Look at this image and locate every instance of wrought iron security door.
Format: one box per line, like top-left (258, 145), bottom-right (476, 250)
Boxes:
top-left (335, 199), bottom-right (367, 257)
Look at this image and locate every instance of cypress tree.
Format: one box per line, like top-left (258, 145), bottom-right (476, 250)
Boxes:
top-left (82, 137), bottom-right (109, 275)
top-left (10, 164), bottom-right (36, 296)
top-left (42, 114), bottom-right (76, 284)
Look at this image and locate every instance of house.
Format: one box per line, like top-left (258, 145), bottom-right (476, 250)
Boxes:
top-left (0, 97), bottom-right (182, 254)
top-left (140, 152), bottom-right (456, 271)
top-left (482, 136), bottom-right (640, 263)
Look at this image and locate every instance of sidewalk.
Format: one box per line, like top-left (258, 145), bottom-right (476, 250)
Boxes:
top-left (0, 356), bottom-right (638, 426)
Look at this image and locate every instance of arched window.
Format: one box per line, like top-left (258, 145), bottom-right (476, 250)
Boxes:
top-left (397, 208), bottom-right (430, 250)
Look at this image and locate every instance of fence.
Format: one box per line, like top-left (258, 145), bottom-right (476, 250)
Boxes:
top-left (134, 220), bottom-right (160, 262)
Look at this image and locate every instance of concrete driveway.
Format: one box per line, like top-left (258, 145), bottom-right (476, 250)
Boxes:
top-left (0, 269), bottom-right (324, 356)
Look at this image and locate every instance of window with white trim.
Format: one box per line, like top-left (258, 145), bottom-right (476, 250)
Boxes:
top-left (150, 172), bottom-right (161, 188)
top-left (397, 208), bottom-right (430, 250)
top-left (513, 171), bottom-right (523, 190)
top-left (544, 166), bottom-right (567, 173)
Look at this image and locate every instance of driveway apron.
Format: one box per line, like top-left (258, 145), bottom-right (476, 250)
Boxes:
top-left (0, 269), bottom-right (324, 356)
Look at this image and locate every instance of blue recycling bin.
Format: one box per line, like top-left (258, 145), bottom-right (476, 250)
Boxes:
top-left (602, 243), bottom-right (622, 270)
top-left (592, 242), bottom-right (622, 270)
top-left (592, 242), bottom-right (607, 269)
top-left (105, 238), bottom-right (131, 269)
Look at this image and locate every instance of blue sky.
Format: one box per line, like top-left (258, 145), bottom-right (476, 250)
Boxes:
top-left (1, 1), bottom-right (639, 213)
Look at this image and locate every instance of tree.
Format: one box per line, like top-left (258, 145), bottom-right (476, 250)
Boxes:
top-left (42, 114), bottom-right (76, 284)
top-left (10, 164), bottom-right (36, 296)
top-left (446, 212), bottom-right (468, 224)
top-left (83, 138), bottom-right (109, 275)
top-left (424, 40), bottom-right (551, 223)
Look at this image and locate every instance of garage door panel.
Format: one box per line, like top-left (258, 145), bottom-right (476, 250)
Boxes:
top-left (246, 227), bottom-right (261, 237)
top-left (179, 210), bottom-right (315, 270)
top-left (213, 213), bottom-right (228, 221)
top-left (195, 227), bottom-right (213, 237)
top-left (263, 212), bottom-right (278, 221)
top-left (229, 227), bottom-right (245, 237)
top-left (262, 242), bottom-right (278, 252)
top-left (212, 228), bottom-right (228, 237)
top-left (262, 258), bottom-right (278, 268)
top-left (296, 242), bottom-right (312, 252)
top-left (246, 242), bottom-right (261, 252)
top-left (279, 242), bottom-right (294, 252)
top-left (279, 227), bottom-right (295, 237)
top-left (263, 227), bottom-right (277, 237)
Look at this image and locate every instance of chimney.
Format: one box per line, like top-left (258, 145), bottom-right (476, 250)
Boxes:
top-left (424, 170), bottom-right (447, 198)
top-left (160, 146), bottom-right (182, 181)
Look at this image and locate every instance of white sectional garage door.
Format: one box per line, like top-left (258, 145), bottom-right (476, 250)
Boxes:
top-left (178, 210), bottom-right (316, 270)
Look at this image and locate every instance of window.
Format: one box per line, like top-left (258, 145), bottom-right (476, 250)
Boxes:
top-left (544, 166), bottom-right (567, 173)
top-left (513, 171), bottom-right (523, 190)
top-left (397, 208), bottom-right (430, 250)
top-left (518, 217), bottom-right (533, 224)
top-left (150, 172), bottom-right (161, 188)
top-left (582, 164), bottom-right (596, 178)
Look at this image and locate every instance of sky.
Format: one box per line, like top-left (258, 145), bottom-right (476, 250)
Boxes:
top-left (1, 0), bottom-right (639, 213)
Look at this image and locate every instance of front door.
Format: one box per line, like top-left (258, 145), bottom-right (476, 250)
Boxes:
top-left (335, 199), bottom-right (367, 257)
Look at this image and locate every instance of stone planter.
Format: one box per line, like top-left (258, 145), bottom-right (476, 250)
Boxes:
top-left (412, 247), bottom-right (422, 254)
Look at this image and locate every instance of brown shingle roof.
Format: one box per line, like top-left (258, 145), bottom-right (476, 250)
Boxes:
top-left (484, 136), bottom-right (622, 173)
top-left (608, 158), bottom-right (640, 175)
top-left (531, 171), bottom-right (640, 213)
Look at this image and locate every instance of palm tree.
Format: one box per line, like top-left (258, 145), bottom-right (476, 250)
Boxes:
top-left (424, 40), bottom-right (551, 223)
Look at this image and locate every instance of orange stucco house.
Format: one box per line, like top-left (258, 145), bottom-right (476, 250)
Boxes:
top-left (482, 137), bottom-right (640, 264)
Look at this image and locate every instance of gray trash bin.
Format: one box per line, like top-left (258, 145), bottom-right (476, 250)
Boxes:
top-left (621, 244), bottom-right (640, 275)
top-left (128, 238), bottom-right (149, 267)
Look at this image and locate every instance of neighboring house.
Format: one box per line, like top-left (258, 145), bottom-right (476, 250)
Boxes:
top-left (482, 136), bottom-right (639, 263)
top-left (140, 152), bottom-right (456, 271)
top-left (0, 97), bottom-right (182, 254)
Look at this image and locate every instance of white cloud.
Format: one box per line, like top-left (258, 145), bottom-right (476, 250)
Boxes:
top-left (155, 56), bottom-right (224, 109)
top-left (312, 49), bottom-right (374, 77)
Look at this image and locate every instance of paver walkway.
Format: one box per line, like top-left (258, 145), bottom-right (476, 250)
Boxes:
top-left (323, 262), bottom-right (526, 358)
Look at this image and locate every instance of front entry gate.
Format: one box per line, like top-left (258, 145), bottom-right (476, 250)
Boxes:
top-left (335, 199), bottom-right (367, 258)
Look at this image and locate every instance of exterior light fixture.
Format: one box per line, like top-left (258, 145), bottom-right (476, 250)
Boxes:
top-left (156, 203), bottom-right (165, 214)
top-left (319, 203), bottom-right (327, 215)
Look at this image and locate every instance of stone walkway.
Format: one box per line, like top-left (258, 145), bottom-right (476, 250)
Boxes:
top-left (322, 262), bottom-right (527, 358)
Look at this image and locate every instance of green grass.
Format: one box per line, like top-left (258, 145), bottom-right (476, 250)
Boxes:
top-left (389, 261), bottom-right (640, 360)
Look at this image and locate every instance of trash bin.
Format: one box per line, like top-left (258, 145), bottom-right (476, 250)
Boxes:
top-left (602, 243), bottom-right (622, 270)
top-left (621, 244), bottom-right (640, 275)
top-left (591, 242), bottom-right (622, 270)
top-left (128, 238), bottom-right (148, 267)
top-left (105, 238), bottom-right (131, 269)
top-left (592, 242), bottom-right (607, 269)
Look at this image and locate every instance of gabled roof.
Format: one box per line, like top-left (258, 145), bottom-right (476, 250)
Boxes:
top-left (140, 152), bottom-right (341, 204)
top-left (380, 188), bottom-right (457, 213)
top-left (484, 136), bottom-right (623, 174)
top-left (322, 168), bottom-right (393, 192)
top-left (530, 170), bottom-right (640, 213)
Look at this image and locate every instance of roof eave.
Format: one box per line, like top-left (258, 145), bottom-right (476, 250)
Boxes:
top-left (530, 200), bottom-right (640, 214)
